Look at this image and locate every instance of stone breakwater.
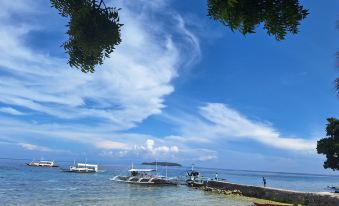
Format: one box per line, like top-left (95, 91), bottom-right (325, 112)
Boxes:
top-left (206, 180), bottom-right (339, 206)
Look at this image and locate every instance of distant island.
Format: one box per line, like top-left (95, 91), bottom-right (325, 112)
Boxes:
top-left (142, 162), bottom-right (182, 167)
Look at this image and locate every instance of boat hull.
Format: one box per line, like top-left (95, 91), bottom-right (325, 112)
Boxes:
top-left (26, 163), bottom-right (59, 167)
top-left (186, 180), bottom-right (206, 187)
top-left (62, 169), bottom-right (97, 173)
top-left (112, 176), bottom-right (177, 186)
top-left (254, 203), bottom-right (292, 206)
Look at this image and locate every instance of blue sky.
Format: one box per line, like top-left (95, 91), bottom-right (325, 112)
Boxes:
top-left (0, 0), bottom-right (338, 174)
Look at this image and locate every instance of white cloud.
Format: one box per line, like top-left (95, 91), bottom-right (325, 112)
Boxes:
top-left (19, 143), bottom-right (53, 152)
top-left (170, 103), bottom-right (316, 152)
top-left (0, 107), bottom-right (24, 115)
top-left (99, 139), bottom-right (180, 158)
top-left (95, 140), bottom-right (129, 150)
top-left (0, 117), bottom-right (187, 159)
top-left (197, 155), bottom-right (217, 161)
top-left (138, 139), bottom-right (179, 155)
top-left (0, 117), bottom-right (137, 150)
top-left (103, 138), bottom-right (216, 162)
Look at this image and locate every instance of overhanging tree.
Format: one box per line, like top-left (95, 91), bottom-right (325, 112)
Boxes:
top-left (207, 0), bottom-right (308, 41)
top-left (317, 118), bottom-right (339, 171)
top-left (51, 0), bottom-right (309, 73)
top-left (51, 0), bottom-right (122, 73)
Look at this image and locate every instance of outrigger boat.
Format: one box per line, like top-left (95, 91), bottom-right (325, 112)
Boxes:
top-left (63, 162), bottom-right (98, 173)
top-left (186, 164), bottom-right (206, 187)
top-left (253, 203), bottom-right (293, 206)
top-left (26, 160), bottom-right (58, 167)
top-left (112, 165), bottom-right (178, 185)
top-left (327, 186), bottom-right (339, 193)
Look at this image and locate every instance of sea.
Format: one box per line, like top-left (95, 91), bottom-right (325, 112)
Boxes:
top-left (0, 158), bottom-right (338, 206)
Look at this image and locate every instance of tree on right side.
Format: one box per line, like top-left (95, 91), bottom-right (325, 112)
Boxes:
top-left (317, 118), bottom-right (339, 171)
top-left (336, 21), bottom-right (339, 95)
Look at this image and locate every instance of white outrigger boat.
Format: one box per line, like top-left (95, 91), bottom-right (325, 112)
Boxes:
top-left (186, 164), bottom-right (206, 187)
top-left (63, 163), bottom-right (98, 173)
top-left (26, 160), bottom-right (58, 167)
top-left (112, 165), bottom-right (178, 185)
top-left (328, 186), bottom-right (339, 193)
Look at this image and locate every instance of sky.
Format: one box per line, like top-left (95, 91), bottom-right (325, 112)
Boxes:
top-left (0, 0), bottom-right (338, 174)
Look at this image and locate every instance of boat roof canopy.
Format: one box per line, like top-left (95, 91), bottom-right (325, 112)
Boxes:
top-left (129, 169), bottom-right (156, 172)
top-left (77, 163), bottom-right (98, 168)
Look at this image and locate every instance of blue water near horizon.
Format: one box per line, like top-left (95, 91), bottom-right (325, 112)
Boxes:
top-left (1, 159), bottom-right (338, 206)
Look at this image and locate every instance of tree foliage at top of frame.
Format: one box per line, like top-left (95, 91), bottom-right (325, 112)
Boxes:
top-left (51, 0), bottom-right (122, 73)
top-left (208, 0), bottom-right (309, 41)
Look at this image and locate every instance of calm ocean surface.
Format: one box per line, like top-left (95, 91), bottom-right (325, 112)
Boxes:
top-left (1, 159), bottom-right (338, 206)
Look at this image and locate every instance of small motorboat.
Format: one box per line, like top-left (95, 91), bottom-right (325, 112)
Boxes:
top-left (26, 160), bottom-right (58, 167)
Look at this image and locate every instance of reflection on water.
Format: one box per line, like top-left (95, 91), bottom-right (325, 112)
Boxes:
top-left (0, 159), bottom-right (338, 206)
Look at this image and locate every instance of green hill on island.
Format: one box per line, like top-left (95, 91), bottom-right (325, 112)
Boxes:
top-left (142, 162), bottom-right (182, 167)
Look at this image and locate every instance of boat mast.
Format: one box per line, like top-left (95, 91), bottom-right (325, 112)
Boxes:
top-left (85, 157), bottom-right (88, 172)
top-left (155, 160), bottom-right (158, 175)
top-left (165, 165), bottom-right (168, 178)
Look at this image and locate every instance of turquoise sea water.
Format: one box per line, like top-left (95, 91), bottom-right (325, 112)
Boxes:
top-left (1, 159), bottom-right (338, 206)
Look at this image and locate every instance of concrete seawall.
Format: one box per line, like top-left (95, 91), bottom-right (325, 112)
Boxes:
top-left (207, 180), bottom-right (339, 206)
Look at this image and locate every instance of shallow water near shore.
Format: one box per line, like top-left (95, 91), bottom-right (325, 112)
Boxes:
top-left (0, 159), bottom-right (338, 206)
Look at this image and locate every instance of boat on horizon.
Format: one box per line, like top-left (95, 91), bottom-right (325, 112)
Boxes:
top-left (63, 162), bottom-right (98, 173)
top-left (26, 160), bottom-right (58, 167)
top-left (111, 164), bottom-right (178, 185)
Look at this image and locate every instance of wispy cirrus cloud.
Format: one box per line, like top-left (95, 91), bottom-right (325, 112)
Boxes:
top-left (19, 143), bottom-right (53, 152)
top-left (0, 107), bottom-right (25, 115)
top-left (0, 0), bottom-right (200, 130)
top-left (167, 103), bottom-right (316, 152)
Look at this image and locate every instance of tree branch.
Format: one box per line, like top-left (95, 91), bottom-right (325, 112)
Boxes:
top-left (92, 0), bottom-right (96, 9)
top-left (98, 0), bottom-right (104, 8)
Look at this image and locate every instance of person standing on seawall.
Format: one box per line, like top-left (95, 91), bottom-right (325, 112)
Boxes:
top-left (262, 177), bottom-right (266, 187)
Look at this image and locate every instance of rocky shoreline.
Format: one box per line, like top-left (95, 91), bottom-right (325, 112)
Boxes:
top-left (193, 180), bottom-right (339, 206)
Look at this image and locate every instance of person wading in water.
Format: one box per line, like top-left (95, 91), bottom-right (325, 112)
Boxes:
top-left (262, 177), bottom-right (266, 187)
